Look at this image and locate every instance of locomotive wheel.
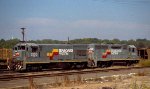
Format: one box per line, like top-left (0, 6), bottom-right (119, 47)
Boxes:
top-left (97, 62), bottom-right (106, 68)
top-left (74, 63), bottom-right (87, 69)
top-left (75, 64), bottom-right (82, 69)
top-left (80, 63), bottom-right (87, 69)
top-left (26, 64), bottom-right (42, 71)
top-left (57, 63), bottom-right (71, 69)
top-left (26, 65), bottom-right (32, 71)
top-left (87, 60), bottom-right (95, 68)
top-left (100, 64), bottom-right (106, 68)
top-left (97, 61), bottom-right (112, 68)
top-left (70, 63), bottom-right (76, 69)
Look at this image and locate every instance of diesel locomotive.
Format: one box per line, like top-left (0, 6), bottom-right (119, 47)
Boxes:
top-left (11, 42), bottom-right (139, 71)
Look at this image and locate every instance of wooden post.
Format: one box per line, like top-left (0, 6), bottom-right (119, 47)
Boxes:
top-left (29, 76), bottom-right (36, 89)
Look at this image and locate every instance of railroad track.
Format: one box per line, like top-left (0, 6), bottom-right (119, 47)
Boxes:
top-left (0, 66), bottom-right (149, 81)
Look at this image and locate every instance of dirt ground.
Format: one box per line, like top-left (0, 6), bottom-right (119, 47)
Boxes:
top-left (46, 72), bottom-right (150, 89)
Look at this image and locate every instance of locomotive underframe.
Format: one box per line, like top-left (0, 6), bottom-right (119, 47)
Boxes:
top-left (25, 61), bottom-right (88, 71)
top-left (12, 58), bottom-right (139, 71)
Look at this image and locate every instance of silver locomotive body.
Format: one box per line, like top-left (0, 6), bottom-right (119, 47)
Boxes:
top-left (12, 42), bottom-right (139, 71)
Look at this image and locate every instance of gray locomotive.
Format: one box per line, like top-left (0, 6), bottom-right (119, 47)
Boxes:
top-left (12, 42), bottom-right (139, 71)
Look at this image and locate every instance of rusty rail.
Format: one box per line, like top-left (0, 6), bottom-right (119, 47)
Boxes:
top-left (0, 66), bottom-right (149, 81)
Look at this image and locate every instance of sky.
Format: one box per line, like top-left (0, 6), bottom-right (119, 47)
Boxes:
top-left (0, 0), bottom-right (150, 41)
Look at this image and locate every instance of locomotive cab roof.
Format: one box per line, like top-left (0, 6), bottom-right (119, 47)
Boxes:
top-left (15, 42), bottom-right (39, 47)
top-left (13, 42), bottom-right (39, 51)
top-left (128, 45), bottom-right (136, 48)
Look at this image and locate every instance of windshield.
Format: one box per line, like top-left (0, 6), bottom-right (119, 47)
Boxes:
top-left (18, 46), bottom-right (25, 50)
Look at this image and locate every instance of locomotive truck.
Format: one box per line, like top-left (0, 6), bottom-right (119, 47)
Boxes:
top-left (11, 42), bottom-right (139, 71)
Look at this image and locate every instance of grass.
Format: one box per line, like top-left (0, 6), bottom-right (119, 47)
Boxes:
top-left (25, 73), bottom-right (150, 89)
top-left (63, 75), bottom-right (71, 86)
top-left (139, 59), bottom-right (150, 67)
top-left (76, 74), bottom-right (82, 84)
top-left (28, 76), bottom-right (37, 89)
top-left (130, 80), bottom-right (150, 89)
top-left (53, 76), bottom-right (61, 87)
top-left (26, 66), bottom-right (150, 89)
top-left (137, 71), bottom-right (147, 76)
top-left (51, 75), bottom-right (82, 87)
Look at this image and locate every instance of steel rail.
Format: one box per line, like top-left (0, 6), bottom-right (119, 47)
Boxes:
top-left (0, 66), bottom-right (149, 81)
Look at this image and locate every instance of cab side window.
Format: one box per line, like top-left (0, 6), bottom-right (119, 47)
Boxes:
top-left (31, 46), bottom-right (38, 52)
top-left (129, 48), bottom-right (135, 53)
top-left (129, 48), bottom-right (131, 52)
top-left (26, 47), bottom-right (28, 51)
top-left (13, 47), bottom-right (17, 50)
top-left (132, 48), bottom-right (135, 52)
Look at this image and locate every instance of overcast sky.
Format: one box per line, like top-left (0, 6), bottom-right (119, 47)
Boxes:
top-left (0, 0), bottom-right (150, 41)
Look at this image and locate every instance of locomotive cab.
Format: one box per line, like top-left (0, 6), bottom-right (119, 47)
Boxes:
top-left (12, 42), bottom-right (26, 70)
top-left (128, 45), bottom-right (138, 59)
top-left (13, 43), bottom-right (26, 59)
top-left (12, 42), bottom-right (39, 70)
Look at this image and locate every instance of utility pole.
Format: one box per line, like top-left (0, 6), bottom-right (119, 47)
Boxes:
top-left (68, 36), bottom-right (70, 44)
top-left (21, 28), bottom-right (26, 42)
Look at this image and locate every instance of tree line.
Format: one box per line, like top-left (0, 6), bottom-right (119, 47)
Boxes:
top-left (0, 38), bottom-right (150, 49)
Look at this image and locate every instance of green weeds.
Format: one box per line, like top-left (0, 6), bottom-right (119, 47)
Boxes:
top-left (139, 60), bottom-right (150, 67)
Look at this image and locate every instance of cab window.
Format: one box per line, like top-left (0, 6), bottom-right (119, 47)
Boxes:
top-left (129, 48), bottom-right (135, 52)
top-left (132, 48), bottom-right (135, 52)
top-left (26, 47), bottom-right (28, 51)
top-left (18, 46), bottom-right (25, 50)
top-left (129, 48), bottom-right (131, 52)
top-left (31, 46), bottom-right (38, 52)
top-left (13, 47), bottom-right (17, 50)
